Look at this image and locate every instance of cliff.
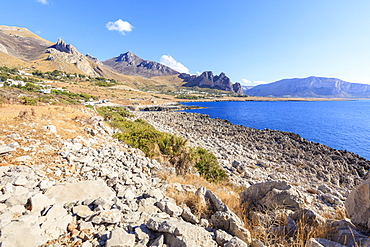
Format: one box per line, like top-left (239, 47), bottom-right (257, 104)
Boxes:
top-left (180, 71), bottom-right (243, 94)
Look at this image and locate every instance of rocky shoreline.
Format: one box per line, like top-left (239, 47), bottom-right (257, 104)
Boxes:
top-left (1, 106), bottom-right (370, 246)
top-left (135, 111), bottom-right (369, 190)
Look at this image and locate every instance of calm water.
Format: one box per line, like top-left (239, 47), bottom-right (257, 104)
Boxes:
top-left (182, 100), bottom-right (370, 160)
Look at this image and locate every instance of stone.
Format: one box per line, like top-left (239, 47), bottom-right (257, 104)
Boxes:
top-left (13, 175), bottom-right (28, 186)
top-left (42, 125), bottom-right (57, 134)
top-left (181, 206), bottom-right (199, 224)
top-left (327, 219), bottom-right (370, 246)
top-left (345, 177), bottom-right (370, 229)
top-left (7, 142), bottom-right (20, 149)
top-left (0, 145), bottom-right (14, 155)
top-left (45, 180), bottom-right (115, 204)
top-left (81, 241), bottom-right (93, 247)
top-left (224, 237), bottom-right (249, 247)
top-left (156, 199), bottom-right (183, 217)
top-left (215, 229), bottom-right (233, 246)
top-left (241, 181), bottom-right (304, 210)
top-left (290, 209), bottom-right (324, 227)
top-left (150, 235), bottom-right (164, 247)
top-left (210, 211), bottom-right (251, 243)
top-left (205, 189), bottom-right (229, 212)
top-left (0, 220), bottom-right (47, 247)
top-left (90, 209), bottom-right (122, 224)
top-left (30, 193), bottom-right (55, 213)
top-left (79, 220), bottom-right (94, 230)
top-left (72, 205), bottom-right (94, 218)
top-left (306, 238), bottom-right (346, 247)
top-left (41, 204), bottom-right (73, 239)
top-left (105, 228), bottom-right (135, 247)
top-left (147, 217), bottom-right (218, 247)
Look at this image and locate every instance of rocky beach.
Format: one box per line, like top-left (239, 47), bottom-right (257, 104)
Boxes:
top-left (1, 105), bottom-right (370, 246)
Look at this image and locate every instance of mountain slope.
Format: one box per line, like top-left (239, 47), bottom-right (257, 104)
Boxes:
top-left (179, 71), bottom-right (243, 94)
top-left (102, 51), bottom-right (180, 78)
top-left (0, 26), bottom-right (50, 61)
top-left (245, 76), bottom-right (370, 98)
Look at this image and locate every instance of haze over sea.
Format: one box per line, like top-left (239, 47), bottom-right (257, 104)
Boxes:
top-left (182, 100), bottom-right (370, 160)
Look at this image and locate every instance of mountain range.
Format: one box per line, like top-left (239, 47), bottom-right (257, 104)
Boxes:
top-left (2, 25), bottom-right (370, 98)
top-left (0, 25), bottom-right (242, 94)
top-left (245, 76), bottom-right (370, 98)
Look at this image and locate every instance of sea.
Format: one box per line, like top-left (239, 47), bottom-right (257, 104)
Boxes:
top-left (181, 100), bottom-right (370, 160)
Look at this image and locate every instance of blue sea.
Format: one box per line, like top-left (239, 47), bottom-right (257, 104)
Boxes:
top-left (181, 100), bottom-right (370, 160)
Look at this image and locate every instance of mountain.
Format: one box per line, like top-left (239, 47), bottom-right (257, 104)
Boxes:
top-left (242, 86), bottom-right (253, 95)
top-left (179, 71), bottom-right (243, 94)
top-left (0, 26), bottom-right (51, 62)
top-left (102, 51), bottom-right (179, 78)
top-left (245, 76), bottom-right (370, 98)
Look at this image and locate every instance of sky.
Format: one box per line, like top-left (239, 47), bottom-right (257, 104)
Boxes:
top-left (2, 0), bottom-right (370, 86)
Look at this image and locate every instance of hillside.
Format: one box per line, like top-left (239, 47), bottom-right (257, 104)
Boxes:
top-left (246, 76), bottom-right (370, 98)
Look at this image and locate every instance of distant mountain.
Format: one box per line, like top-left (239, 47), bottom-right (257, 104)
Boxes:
top-left (242, 86), bottom-right (253, 95)
top-left (245, 76), bottom-right (370, 98)
top-left (179, 71), bottom-right (243, 94)
top-left (102, 51), bottom-right (179, 78)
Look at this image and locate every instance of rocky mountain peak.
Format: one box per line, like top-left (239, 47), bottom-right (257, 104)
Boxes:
top-left (103, 51), bottom-right (179, 78)
top-left (180, 71), bottom-right (243, 94)
top-left (51, 39), bottom-right (78, 55)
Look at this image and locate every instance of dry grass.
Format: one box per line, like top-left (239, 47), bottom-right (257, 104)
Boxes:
top-left (161, 172), bottom-right (338, 247)
top-left (161, 172), bottom-right (247, 223)
top-left (0, 104), bottom-right (95, 166)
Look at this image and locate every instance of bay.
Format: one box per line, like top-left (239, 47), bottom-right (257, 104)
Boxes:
top-left (181, 100), bottom-right (370, 160)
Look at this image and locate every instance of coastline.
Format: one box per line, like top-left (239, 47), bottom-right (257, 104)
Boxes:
top-left (135, 111), bottom-right (369, 193)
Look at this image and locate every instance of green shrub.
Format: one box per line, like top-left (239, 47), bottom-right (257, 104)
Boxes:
top-left (97, 106), bottom-right (227, 182)
top-left (21, 96), bottom-right (38, 106)
top-left (192, 147), bottom-right (227, 183)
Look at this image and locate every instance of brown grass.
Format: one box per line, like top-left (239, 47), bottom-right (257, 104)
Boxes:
top-left (0, 104), bottom-right (95, 167)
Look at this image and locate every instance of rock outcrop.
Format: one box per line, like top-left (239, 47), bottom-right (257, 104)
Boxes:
top-left (46, 39), bottom-right (101, 77)
top-left (180, 71), bottom-right (243, 94)
top-left (345, 177), bottom-right (370, 229)
top-left (103, 51), bottom-right (179, 78)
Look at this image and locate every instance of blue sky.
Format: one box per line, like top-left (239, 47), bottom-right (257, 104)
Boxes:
top-left (2, 0), bottom-right (370, 85)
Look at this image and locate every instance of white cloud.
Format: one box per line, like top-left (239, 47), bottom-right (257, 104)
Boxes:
top-left (241, 79), bottom-right (269, 86)
top-left (196, 71), bottom-right (202, 76)
top-left (160, 55), bottom-right (190, 74)
top-left (106, 19), bottom-right (133, 35)
top-left (36, 0), bottom-right (48, 4)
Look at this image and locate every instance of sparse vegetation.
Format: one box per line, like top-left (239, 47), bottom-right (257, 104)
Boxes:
top-left (97, 106), bottom-right (227, 183)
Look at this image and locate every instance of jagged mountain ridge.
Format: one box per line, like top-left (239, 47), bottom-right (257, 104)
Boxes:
top-left (179, 71), bottom-right (243, 94)
top-left (246, 76), bottom-right (370, 98)
top-left (102, 51), bottom-right (180, 78)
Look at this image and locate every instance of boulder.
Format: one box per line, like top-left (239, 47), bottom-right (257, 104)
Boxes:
top-left (147, 217), bottom-right (218, 247)
top-left (105, 228), bottom-right (135, 247)
top-left (345, 177), bottom-right (370, 229)
top-left (44, 180), bottom-right (115, 204)
top-left (156, 198), bottom-right (183, 217)
top-left (215, 229), bottom-right (233, 246)
top-left (240, 180), bottom-right (304, 210)
top-left (0, 220), bottom-right (47, 247)
top-left (210, 211), bottom-right (251, 243)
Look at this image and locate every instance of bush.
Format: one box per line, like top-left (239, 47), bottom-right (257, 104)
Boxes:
top-left (192, 147), bottom-right (227, 183)
top-left (98, 106), bottom-right (227, 183)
